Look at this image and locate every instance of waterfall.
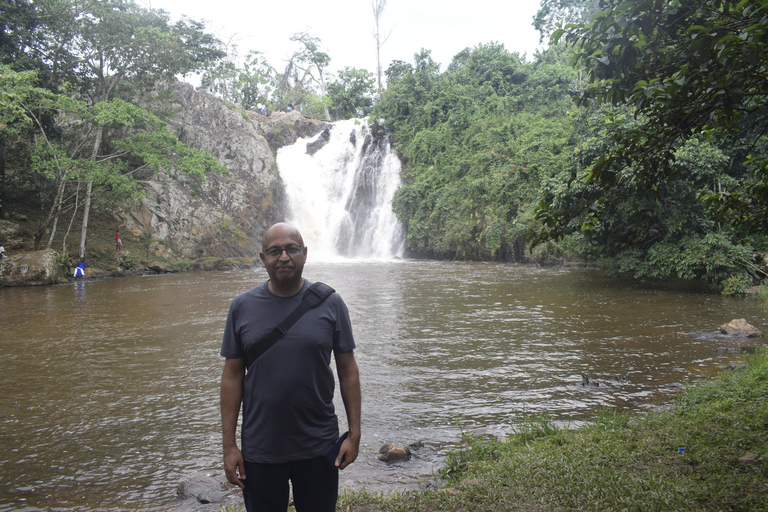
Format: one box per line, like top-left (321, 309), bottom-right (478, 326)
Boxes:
top-left (276, 119), bottom-right (405, 261)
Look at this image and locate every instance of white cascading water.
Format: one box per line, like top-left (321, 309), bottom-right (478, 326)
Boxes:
top-left (276, 119), bottom-right (405, 261)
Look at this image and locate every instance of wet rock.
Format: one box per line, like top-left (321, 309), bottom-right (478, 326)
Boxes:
top-left (378, 442), bottom-right (411, 462)
top-left (0, 219), bottom-right (24, 248)
top-left (177, 474), bottom-right (228, 504)
top-left (306, 127), bottom-right (331, 155)
top-left (719, 319), bottom-right (763, 338)
top-left (0, 249), bottom-right (64, 286)
top-left (717, 346), bottom-right (743, 354)
top-left (146, 261), bottom-right (177, 273)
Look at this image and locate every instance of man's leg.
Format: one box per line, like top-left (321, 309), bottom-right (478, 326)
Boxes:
top-left (290, 456), bottom-right (338, 512)
top-left (242, 460), bottom-right (291, 512)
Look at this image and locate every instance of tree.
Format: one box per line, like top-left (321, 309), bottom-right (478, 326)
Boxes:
top-left (32, 0), bottom-right (224, 258)
top-left (532, 0), bottom-right (601, 43)
top-left (200, 47), bottom-right (276, 109)
top-left (371, 0), bottom-right (393, 97)
top-left (1, 0), bottom-right (226, 257)
top-left (327, 67), bottom-right (376, 120)
top-left (546, 0), bottom-right (768, 240)
top-left (0, 65), bottom-right (41, 220)
top-left (375, 45), bottom-right (577, 259)
top-left (289, 31), bottom-right (331, 119)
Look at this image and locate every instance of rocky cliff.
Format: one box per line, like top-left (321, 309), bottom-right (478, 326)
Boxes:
top-left (125, 81), bottom-right (328, 260)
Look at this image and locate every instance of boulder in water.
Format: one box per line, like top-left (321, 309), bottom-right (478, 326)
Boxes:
top-left (720, 319), bottom-right (763, 338)
top-left (378, 442), bottom-right (411, 462)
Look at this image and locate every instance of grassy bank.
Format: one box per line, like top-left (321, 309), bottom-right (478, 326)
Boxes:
top-left (341, 349), bottom-right (767, 511)
top-left (222, 349), bottom-right (767, 511)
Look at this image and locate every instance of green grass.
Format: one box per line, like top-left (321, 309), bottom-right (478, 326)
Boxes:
top-left (333, 349), bottom-right (768, 512)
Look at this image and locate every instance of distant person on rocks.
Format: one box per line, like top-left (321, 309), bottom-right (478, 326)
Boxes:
top-left (115, 230), bottom-right (122, 252)
top-left (74, 258), bottom-right (87, 278)
top-left (287, 103), bottom-right (293, 112)
top-left (220, 222), bottom-right (361, 512)
top-left (0, 245), bottom-right (6, 259)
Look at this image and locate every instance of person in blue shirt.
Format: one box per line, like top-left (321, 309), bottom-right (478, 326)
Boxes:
top-left (74, 258), bottom-right (87, 278)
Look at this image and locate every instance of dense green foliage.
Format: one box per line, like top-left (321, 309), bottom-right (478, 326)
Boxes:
top-left (373, 44), bottom-right (577, 259)
top-left (369, 0), bottom-right (768, 291)
top-left (326, 67), bottom-right (376, 120)
top-left (531, 0), bottom-right (768, 284)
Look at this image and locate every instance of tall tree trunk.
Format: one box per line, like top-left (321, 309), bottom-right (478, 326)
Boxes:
top-left (63, 183), bottom-right (81, 254)
top-left (78, 180), bottom-right (93, 259)
top-left (33, 171), bottom-right (68, 251)
top-left (45, 177), bottom-right (67, 249)
top-left (318, 72), bottom-right (331, 121)
top-left (79, 124), bottom-right (103, 259)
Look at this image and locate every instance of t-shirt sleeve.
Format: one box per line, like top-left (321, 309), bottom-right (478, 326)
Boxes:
top-left (332, 295), bottom-right (356, 353)
top-left (220, 299), bottom-right (244, 359)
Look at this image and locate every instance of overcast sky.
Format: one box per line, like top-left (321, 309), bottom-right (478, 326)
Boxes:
top-left (141, 0), bottom-right (546, 79)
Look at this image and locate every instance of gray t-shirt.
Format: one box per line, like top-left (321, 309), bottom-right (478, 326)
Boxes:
top-left (220, 280), bottom-right (356, 463)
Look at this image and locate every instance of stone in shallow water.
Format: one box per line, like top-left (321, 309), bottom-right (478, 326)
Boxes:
top-left (719, 318), bottom-right (763, 338)
top-left (378, 442), bottom-right (411, 462)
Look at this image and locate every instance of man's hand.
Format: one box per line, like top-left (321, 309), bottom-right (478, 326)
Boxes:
top-left (336, 435), bottom-right (360, 470)
top-left (221, 358), bottom-right (246, 488)
top-left (223, 445), bottom-right (246, 489)
top-left (334, 350), bottom-right (361, 470)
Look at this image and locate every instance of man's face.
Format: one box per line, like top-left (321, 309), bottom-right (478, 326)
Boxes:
top-left (259, 224), bottom-right (307, 291)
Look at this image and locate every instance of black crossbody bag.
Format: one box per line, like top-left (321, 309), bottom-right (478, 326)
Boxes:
top-left (244, 282), bottom-right (335, 369)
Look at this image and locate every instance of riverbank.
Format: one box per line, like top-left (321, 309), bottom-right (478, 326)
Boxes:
top-left (0, 207), bottom-right (261, 286)
top-left (343, 348), bottom-right (767, 512)
top-left (221, 349), bottom-right (768, 512)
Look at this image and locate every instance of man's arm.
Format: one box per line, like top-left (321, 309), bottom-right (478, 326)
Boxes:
top-left (334, 349), bottom-right (361, 470)
top-left (221, 357), bottom-right (246, 488)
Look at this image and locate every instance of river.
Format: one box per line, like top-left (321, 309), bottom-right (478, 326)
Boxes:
top-left (1, 261), bottom-right (764, 511)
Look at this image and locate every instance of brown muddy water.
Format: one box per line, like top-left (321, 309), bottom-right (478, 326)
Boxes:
top-left (1, 260), bottom-right (765, 511)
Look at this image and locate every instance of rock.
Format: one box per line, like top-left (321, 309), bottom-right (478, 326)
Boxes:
top-left (0, 219), bottom-right (23, 241)
top-left (378, 442), bottom-right (411, 462)
top-left (127, 82), bottom-right (327, 262)
top-left (719, 319), bottom-right (763, 338)
top-left (716, 347), bottom-right (743, 354)
top-left (177, 475), bottom-right (228, 504)
top-left (306, 127), bottom-right (332, 155)
top-left (739, 452), bottom-right (759, 463)
top-left (0, 249), bottom-right (65, 286)
top-left (146, 261), bottom-right (177, 273)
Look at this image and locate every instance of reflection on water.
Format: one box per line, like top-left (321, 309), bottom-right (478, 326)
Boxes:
top-left (0, 261), bottom-right (765, 511)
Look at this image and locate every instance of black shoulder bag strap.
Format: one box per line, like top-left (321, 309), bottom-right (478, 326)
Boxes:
top-left (244, 282), bottom-right (335, 369)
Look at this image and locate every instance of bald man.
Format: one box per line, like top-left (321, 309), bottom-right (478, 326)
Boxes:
top-left (220, 223), bottom-right (361, 512)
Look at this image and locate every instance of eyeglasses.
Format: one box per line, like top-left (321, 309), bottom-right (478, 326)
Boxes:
top-left (264, 245), bottom-right (303, 258)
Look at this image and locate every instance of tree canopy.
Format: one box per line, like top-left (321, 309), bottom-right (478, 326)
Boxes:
top-left (545, 0), bottom-right (768, 238)
top-left (373, 44), bottom-right (577, 259)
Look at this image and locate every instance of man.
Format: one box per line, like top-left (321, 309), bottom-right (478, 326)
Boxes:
top-left (220, 222), bottom-right (361, 512)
